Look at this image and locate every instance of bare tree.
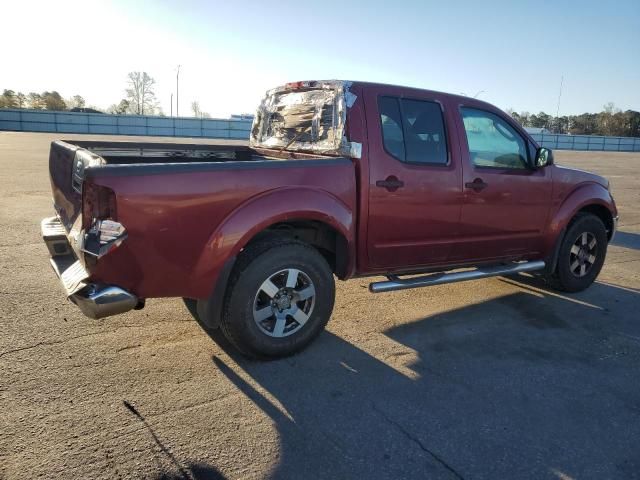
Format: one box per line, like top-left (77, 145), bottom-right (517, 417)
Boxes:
top-left (191, 100), bottom-right (210, 118)
top-left (191, 101), bottom-right (202, 117)
top-left (16, 92), bottom-right (26, 108)
top-left (68, 95), bottom-right (86, 109)
top-left (125, 72), bottom-right (157, 115)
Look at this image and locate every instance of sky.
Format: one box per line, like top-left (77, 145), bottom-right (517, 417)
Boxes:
top-left (1, 0), bottom-right (639, 118)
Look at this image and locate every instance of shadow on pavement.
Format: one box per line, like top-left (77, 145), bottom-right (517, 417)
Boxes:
top-left (124, 399), bottom-right (227, 480)
top-left (204, 275), bottom-right (640, 479)
top-left (612, 230), bottom-right (640, 250)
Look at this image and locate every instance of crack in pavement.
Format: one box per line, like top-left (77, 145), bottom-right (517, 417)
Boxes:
top-left (0, 325), bottom-right (148, 360)
top-left (371, 403), bottom-right (465, 480)
top-left (0, 340), bottom-right (61, 359)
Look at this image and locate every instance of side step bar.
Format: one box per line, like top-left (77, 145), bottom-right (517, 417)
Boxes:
top-left (369, 261), bottom-right (546, 294)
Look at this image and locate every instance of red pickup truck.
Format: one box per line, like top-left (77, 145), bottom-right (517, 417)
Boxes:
top-left (42, 80), bottom-right (618, 358)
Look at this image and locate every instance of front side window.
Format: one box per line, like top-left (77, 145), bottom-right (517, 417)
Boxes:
top-left (378, 96), bottom-right (448, 165)
top-left (461, 108), bottom-right (528, 169)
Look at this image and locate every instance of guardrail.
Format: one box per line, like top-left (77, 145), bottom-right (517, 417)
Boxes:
top-left (0, 108), bottom-right (252, 139)
top-left (530, 133), bottom-right (640, 152)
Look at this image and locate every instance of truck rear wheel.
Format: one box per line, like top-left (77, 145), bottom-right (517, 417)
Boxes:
top-left (220, 238), bottom-right (335, 359)
top-left (549, 213), bottom-right (608, 292)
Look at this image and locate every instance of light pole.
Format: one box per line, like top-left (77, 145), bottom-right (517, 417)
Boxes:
top-left (473, 90), bottom-right (485, 98)
top-left (176, 65), bottom-right (181, 117)
top-left (170, 93), bottom-right (173, 117)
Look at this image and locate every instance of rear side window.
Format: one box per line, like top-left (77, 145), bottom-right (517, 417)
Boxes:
top-left (378, 96), bottom-right (448, 165)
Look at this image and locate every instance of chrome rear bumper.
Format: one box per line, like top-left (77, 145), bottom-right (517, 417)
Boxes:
top-left (41, 216), bottom-right (138, 319)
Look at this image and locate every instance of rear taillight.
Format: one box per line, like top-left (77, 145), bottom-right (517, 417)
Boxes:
top-left (81, 182), bottom-right (126, 259)
top-left (82, 182), bottom-right (117, 228)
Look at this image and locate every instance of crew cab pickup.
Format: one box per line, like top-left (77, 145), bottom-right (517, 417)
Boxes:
top-left (42, 80), bottom-right (618, 358)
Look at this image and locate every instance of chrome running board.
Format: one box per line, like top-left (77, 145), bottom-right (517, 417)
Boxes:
top-left (369, 261), bottom-right (546, 294)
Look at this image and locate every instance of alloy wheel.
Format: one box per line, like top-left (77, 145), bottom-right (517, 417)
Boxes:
top-left (252, 268), bottom-right (316, 337)
top-left (569, 232), bottom-right (597, 278)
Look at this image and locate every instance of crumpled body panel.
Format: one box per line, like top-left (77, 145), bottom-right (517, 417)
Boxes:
top-left (250, 80), bottom-right (361, 158)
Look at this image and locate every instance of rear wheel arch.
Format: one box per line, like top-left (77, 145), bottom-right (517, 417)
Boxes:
top-left (192, 189), bottom-right (354, 327)
top-left (244, 219), bottom-right (350, 279)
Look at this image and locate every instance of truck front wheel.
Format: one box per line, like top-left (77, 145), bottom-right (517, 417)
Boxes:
top-left (549, 213), bottom-right (608, 292)
top-left (220, 238), bottom-right (335, 359)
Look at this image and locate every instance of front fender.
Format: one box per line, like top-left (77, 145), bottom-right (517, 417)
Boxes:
top-left (543, 182), bottom-right (616, 254)
top-left (191, 186), bottom-right (355, 298)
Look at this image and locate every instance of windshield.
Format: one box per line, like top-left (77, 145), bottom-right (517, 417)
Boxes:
top-left (250, 81), bottom-right (360, 157)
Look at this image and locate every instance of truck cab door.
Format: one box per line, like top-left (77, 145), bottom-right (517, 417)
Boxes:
top-left (451, 105), bottom-right (552, 262)
top-left (363, 87), bottom-right (463, 270)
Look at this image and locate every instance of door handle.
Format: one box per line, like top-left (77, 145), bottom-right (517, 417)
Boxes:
top-left (465, 178), bottom-right (488, 192)
top-left (376, 176), bottom-right (404, 192)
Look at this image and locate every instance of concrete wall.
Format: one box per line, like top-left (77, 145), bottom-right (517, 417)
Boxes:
top-left (530, 133), bottom-right (640, 152)
top-left (2, 108), bottom-right (640, 152)
top-left (0, 109), bottom-right (252, 139)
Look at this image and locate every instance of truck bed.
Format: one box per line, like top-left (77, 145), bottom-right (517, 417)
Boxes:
top-left (48, 139), bottom-right (356, 299)
top-left (67, 139), bottom-right (325, 164)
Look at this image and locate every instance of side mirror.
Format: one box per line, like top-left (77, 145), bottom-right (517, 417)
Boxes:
top-left (535, 147), bottom-right (553, 168)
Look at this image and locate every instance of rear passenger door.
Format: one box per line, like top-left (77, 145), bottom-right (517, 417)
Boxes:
top-left (364, 88), bottom-right (463, 269)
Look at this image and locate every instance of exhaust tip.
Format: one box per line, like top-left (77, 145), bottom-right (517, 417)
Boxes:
top-left (72, 284), bottom-right (138, 319)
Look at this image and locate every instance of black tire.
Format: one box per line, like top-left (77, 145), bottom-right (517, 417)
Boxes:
top-left (220, 237), bottom-right (335, 359)
top-left (549, 213), bottom-right (608, 292)
top-left (182, 298), bottom-right (200, 321)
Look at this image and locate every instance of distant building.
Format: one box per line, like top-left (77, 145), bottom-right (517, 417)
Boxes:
top-left (231, 114), bottom-right (254, 121)
top-left (69, 107), bottom-right (103, 114)
top-left (524, 127), bottom-right (552, 135)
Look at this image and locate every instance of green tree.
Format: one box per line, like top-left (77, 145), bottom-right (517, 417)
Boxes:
top-left (107, 99), bottom-right (130, 115)
top-left (27, 92), bottom-right (44, 109)
top-left (1, 89), bottom-right (18, 108)
top-left (41, 91), bottom-right (67, 111)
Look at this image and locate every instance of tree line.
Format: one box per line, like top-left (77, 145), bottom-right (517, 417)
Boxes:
top-left (506, 103), bottom-right (639, 137)
top-left (6, 74), bottom-right (636, 136)
top-left (1, 71), bottom-right (213, 119)
top-left (0, 90), bottom-right (88, 111)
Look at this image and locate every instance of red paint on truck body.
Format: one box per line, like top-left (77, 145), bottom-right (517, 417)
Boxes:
top-left (50, 81), bottom-right (617, 301)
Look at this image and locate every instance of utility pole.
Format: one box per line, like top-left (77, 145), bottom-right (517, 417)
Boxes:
top-left (555, 75), bottom-right (564, 133)
top-left (176, 65), bottom-right (181, 117)
top-left (170, 93), bottom-right (173, 117)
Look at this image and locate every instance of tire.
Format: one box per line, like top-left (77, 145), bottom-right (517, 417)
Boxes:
top-left (220, 237), bottom-right (335, 359)
top-left (182, 298), bottom-right (200, 321)
top-left (549, 213), bottom-right (608, 292)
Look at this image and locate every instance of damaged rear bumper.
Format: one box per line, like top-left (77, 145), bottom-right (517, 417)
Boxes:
top-left (41, 216), bottom-right (138, 319)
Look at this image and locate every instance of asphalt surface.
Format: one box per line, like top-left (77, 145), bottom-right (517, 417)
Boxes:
top-left (1, 132), bottom-right (639, 480)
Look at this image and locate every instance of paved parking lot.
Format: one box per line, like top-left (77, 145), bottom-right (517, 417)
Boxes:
top-left (1, 132), bottom-right (639, 480)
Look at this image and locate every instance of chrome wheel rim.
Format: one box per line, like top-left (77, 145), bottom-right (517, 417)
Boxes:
top-left (252, 268), bottom-right (316, 338)
top-left (569, 232), bottom-right (597, 278)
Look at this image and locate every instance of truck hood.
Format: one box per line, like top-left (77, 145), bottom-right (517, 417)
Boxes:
top-left (554, 164), bottom-right (610, 190)
top-left (249, 80), bottom-right (361, 158)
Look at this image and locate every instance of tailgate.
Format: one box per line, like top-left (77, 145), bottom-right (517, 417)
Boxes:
top-left (49, 140), bottom-right (104, 232)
